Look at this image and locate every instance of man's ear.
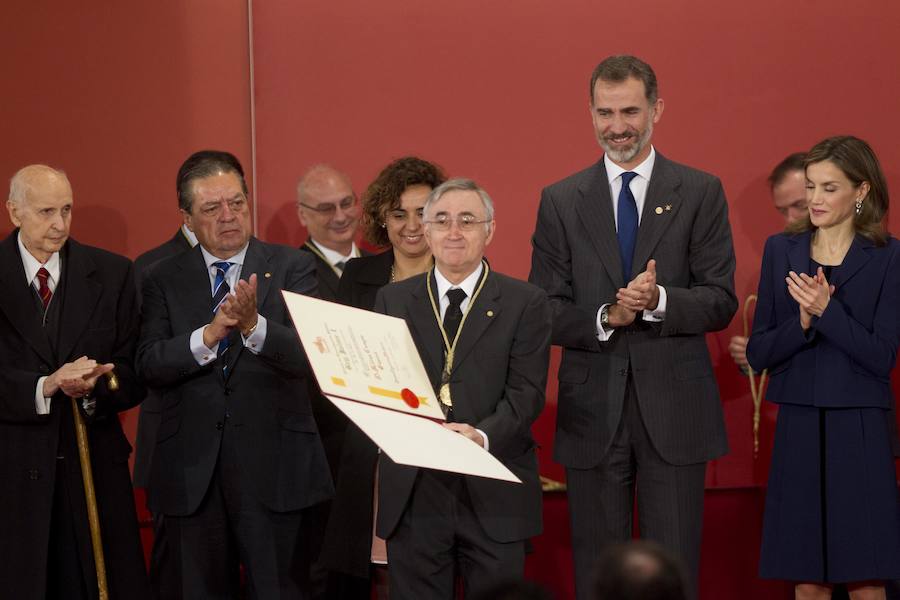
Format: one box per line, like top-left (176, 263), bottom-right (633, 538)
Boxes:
top-left (7, 201), bottom-right (21, 227)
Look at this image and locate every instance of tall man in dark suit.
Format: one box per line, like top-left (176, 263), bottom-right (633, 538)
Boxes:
top-left (132, 224), bottom-right (196, 592)
top-left (0, 165), bottom-right (149, 600)
top-left (295, 163), bottom-right (366, 597)
top-left (137, 150), bottom-right (333, 599)
top-left (375, 178), bottom-right (552, 599)
top-left (528, 55), bottom-right (737, 599)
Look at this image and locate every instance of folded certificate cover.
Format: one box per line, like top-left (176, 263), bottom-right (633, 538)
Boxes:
top-left (283, 291), bottom-right (519, 483)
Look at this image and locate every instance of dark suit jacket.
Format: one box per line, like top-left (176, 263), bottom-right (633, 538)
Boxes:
top-left (132, 228), bottom-right (193, 488)
top-left (374, 269), bottom-right (551, 543)
top-left (0, 231), bottom-right (148, 600)
top-left (747, 232), bottom-right (900, 410)
top-left (137, 237), bottom-right (333, 516)
top-left (529, 153), bottom-right (736, 467)
top-left (337, 248), bottom-right (394, 310)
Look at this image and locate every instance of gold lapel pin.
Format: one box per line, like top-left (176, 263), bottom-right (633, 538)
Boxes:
top-left (264, 272), bottom-right (272, 278)
top-left (486, 310), bottom-right (494, 317)
top-left (655, 206), bottom-right (663, 215)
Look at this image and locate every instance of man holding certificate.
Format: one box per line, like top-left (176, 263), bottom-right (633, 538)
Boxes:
top-left (372, 178), bottom-right (552, 599)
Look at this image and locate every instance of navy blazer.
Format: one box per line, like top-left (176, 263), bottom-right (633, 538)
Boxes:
top-left (747, 231), bottom-right (900, 409)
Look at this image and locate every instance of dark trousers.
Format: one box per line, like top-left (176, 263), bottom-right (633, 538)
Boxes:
top-left (567, 377), bottom-right (706, 600)
top-left (155, 430), bottom-right (306, 600)
top-left (387, 471), bottom-right (525, 600)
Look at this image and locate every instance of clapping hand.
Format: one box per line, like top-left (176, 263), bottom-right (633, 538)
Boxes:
top-left (786, 267), bottom-right (834, 330)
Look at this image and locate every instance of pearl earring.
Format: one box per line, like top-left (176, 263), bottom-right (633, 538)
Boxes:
top-left (855, 199), bottom-right (863, 215)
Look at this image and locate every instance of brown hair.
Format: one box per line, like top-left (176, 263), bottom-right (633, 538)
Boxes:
top-left (589, 55), bottom-right (658, 103)
top-left (768, 152), bottom-right (806, 190)
top-left (362, 156), bottom-right (446, 247)
top-left (787, 136), bottom-right (889, 246)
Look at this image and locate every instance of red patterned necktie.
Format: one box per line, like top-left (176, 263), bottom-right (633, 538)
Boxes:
top-left (36, 267), bottom-right (52, 311)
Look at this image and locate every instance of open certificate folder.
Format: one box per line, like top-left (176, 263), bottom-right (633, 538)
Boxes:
top-left (282, 291), bottom-right (520, 483)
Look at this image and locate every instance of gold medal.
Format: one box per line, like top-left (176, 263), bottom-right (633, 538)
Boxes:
top-left (439, 383), bottom-right (452, 407)
top-left (426, 260), bottom-right (491, 418)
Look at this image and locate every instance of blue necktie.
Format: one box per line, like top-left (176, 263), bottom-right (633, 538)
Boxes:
top-left (617, 172), bottom-right (639, 282)
top-left (211, 261), bottom-right (233, 362)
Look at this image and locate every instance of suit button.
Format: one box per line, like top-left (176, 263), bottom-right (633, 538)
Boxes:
top-left (224, 388), bottom-right (232, 396)
top-left (178, 369), bottom-right (189, 377)
top-left (617, 369), bottom-right (627, 376)
top-left (216, 421), bottom-right (224, 431)
top-left (27, 469), bottom-right (40, 480)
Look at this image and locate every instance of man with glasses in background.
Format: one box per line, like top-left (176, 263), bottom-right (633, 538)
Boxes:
top-left (296, 164), bottom-right (366, 300)
top-left (294, 163), bottom-right (369, 598)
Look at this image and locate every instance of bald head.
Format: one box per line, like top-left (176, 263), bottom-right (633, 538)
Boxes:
top-left (9, 165), bottom-right (71, 207)
top-left (7, 165), bottom-right (74, 263)
top-left (296, 164), bottom-right (361, 255)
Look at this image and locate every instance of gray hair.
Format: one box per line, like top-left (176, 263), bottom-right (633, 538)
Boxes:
top-left (424, 178), bottom-right (495, 229)
top-left (9, 165), bottom-right (70, 206)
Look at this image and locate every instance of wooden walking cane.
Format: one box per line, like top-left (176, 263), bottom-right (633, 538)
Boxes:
top-left (743, 295), bottom-right (768, 456)
top-left (70, 370), bottom-right (118, 600)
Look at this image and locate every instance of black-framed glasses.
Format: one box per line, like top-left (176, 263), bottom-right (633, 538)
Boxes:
top-left (424, 215), bottom-right (491, 232)
top-left (298, 195), bottom-right (357, 217)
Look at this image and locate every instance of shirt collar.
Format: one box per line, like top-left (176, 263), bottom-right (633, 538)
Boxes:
top-left (604, 145), bottom-right (656, 184)
top-left (200, 243), bottom-right (249, 269)
top-left (434, 261), bottom-right (484, 302)
top-left (17, 232), bottom-right (61, 285)
top-left (310, 239), bottom-right (358, 266)
top-left (181, 224), bottom-right (198, 247)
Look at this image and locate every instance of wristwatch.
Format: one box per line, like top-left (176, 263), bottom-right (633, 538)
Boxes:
top-left (599, 305), bottom-right (610, 328)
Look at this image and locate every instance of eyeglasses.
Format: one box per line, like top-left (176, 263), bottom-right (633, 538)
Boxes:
top-left (424, 215), bottom-right (491, 232)
top-left (298, 196), bottom-right (357, 217)
top-left (196, 195), bottom-right (248, 218)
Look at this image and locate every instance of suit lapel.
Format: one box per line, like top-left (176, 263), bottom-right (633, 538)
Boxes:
top-left (787, 231), bottom-right (812, 276)
top-left (0, 232), bottom-right (54, 364)
top-left (406, 275), bottom-right (445, 386)
top-left (574, 161), bottom-right (625, 287)
top-left (449, 272), bottom-right (500, 373)
top-left (831, 236), bottom-right (871, 288)
top-left (633, 154), bottom-right (682, 273)
top-left (57, 241), bottom-right (102, 363)
top-left (243, 238), bottom-right (273, 309)
top-left (174, 246), bottom-right (218, 325)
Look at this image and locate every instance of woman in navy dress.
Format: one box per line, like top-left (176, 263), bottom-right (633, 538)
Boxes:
top-left (748, 136), bottom-right (900, 600)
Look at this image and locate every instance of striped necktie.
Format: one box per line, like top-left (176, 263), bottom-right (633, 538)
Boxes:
top-left (212, 262), bottom-right (233, 363)
top-left (36, 267), bottom-right (52, 311)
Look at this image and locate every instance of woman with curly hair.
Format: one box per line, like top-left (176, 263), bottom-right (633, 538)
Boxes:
top-left (320, 156), bottom-right (446, 599)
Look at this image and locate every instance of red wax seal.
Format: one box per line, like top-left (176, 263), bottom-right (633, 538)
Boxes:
top-left (400, 388), bottom-right (419, 409)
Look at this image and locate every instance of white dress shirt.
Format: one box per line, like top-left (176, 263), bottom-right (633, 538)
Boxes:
top-left (310, 239), bottom-right (359, 273)
top-left (596, 148), bottom-right (668, 341)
